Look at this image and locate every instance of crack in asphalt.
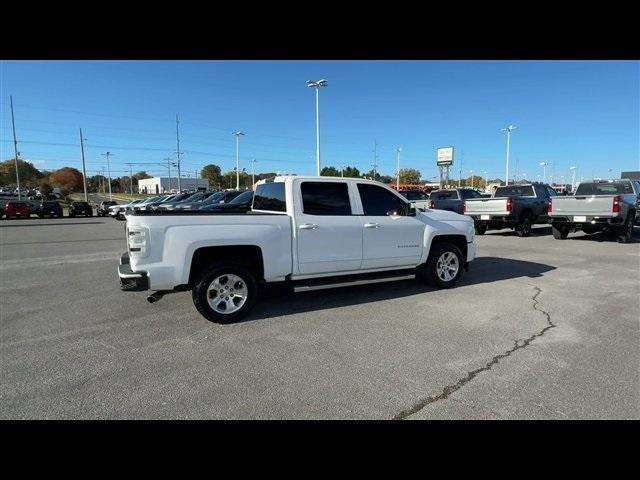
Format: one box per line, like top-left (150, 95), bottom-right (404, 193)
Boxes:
top-left (393, 286), bottom-right (555, 420)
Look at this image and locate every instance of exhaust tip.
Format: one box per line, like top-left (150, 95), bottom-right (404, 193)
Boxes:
top-left (146, 295), bottom-right (157, 304)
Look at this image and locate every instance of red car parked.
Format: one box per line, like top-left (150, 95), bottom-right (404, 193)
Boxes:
top-left (3, 201), bottom-right (31, 219)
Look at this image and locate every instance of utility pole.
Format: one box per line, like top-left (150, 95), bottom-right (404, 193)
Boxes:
top-left (458, 157), bottom-right (463, 188)
top-left (101, 152), bottom-right (113, 200)
top-left (10, 96), bottom-right (21, 200)
top-left (396, 147), bottom-right (402, 189)
top-left (129, 164), bottom-right (134, 195)
top-left (79, 129), bottom-right (88, 201)
top-left (232, 131), bottom-right (245, 190)
top-left (175, 115), bottom-right (182, 192)
top-left (164, 157), bottom-right (173, 193)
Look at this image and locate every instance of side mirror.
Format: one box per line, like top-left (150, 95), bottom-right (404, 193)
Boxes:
top-left (407, 203), bottom-right (416, 216)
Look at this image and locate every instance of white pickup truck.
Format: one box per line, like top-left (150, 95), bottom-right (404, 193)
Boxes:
top-left (118, 176), bottom-right (477, 323)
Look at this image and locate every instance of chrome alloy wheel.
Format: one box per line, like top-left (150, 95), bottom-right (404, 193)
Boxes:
top-left (207, 274), bottom-right (248, 314)
top-left (436, 251), bottom-right (459, 282)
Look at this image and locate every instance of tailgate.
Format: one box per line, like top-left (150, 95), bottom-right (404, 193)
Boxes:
top-left (464, 198), bottom-right (509, 215)
top-left (550, 196), bottom-right (616, 216)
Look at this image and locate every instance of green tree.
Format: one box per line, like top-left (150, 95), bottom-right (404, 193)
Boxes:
top-left (201, 164), bottom-right (222, 186)
top-left (320, 166), bottom-right (340, 176)
top-left (342, 166), bottom-right (360, 178)
top-left (0, 158), bottom-right (45, 187)
top-left (398, 168), bottom-right (421, 184)
top-left (133, 171), bottom-right (152, 180)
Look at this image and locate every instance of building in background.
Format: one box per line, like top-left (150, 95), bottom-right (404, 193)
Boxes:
top-left (137, 177), bottom-right (209, 194)
top-left (621, 171), bottom-right (640, 180)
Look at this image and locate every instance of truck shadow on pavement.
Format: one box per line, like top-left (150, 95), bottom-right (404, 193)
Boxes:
top-left (484, 226), bottom-right (552, 237)
top-left (246, 257), bottom-right (556, 323)
top-left (0, 221), bottom-right (106, 228)
top-left (563, 227), bottom-right (640, 243)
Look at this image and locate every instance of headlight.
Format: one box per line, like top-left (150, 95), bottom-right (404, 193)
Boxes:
top-left (127, 226), bottom-right (150, 257)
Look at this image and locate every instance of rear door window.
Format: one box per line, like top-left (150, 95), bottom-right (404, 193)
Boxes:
top-left (301, 182), bottom-right (351, 215)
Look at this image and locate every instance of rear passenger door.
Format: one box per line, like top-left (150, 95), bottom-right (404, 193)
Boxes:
top-left (357, 183), bottom-right (423, 269)
top-left (294, 180), bottom-right (363, 275)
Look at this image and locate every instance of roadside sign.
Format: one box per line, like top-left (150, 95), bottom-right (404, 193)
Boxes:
top-left (437, 147), bottom-right (454, 166)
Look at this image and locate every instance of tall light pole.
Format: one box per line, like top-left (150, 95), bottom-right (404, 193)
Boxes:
top-left (232, 131), bottom-right (245, 190)
top-left (396, 147), bottom-right (402, 189)
top-left (250, 158), bottom-right (257, 187)
top-left (175, 115), bottom-right (182, 192)
top-left (101, 151), bottom-right (113, 200)
top-left (539, 161), bottom-right (548, 184)
top-left (570, 166), bottom-right (577, 191)
top-left (306, 79), bottom-right (327, 176)
top-left (470, 170), bottom-right (474, 188)
top-left (501, 125), bottom-right (516, 185)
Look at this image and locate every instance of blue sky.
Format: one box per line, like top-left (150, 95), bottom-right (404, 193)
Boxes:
top-left (1, 60), bottom-right (638, 183)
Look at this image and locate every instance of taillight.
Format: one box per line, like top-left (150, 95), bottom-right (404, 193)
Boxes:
top-left (506, 197), bottom-right (513, 213)
top-left (428, 200), bottom-right (435, 209)
top-left (547, 198), bottom-right (553, 214)
top-left (612, 195), bottom-right (621, 213)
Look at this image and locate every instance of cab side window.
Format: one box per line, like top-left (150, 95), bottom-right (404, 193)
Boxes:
top-left (358, 184), bottom-right (407, 216)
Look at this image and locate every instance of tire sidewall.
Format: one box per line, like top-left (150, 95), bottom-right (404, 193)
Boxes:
top-left (192, 263), bottom-right (257, 323)
top-left (516, 214), bottom-right (532, 237)
top-left (423, 243), bottom-right (464, 288)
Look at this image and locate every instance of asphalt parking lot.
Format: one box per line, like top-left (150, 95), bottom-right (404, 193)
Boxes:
top-left (1, 214), bottom-right (638, 419)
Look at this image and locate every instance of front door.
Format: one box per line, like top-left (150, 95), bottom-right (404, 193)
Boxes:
top-left (356, 183), bottom-right (423, 269)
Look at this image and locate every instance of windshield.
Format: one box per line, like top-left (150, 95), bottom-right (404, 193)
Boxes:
top-left (575, 182), bottom-right (634, 195)
top-left (102, 201), bottom-right (116, 206)
top-left (229, 191), bottom-right (253, 204)
top-left (202, 192), bottom-right (225, 204)
top-left (494, 185), bottom-right (534, 197)
top-left (168, 193), bottom-right (191, 203)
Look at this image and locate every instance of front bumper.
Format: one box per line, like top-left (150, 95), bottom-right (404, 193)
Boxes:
top-left (118, 252), bottom-right (149, 291)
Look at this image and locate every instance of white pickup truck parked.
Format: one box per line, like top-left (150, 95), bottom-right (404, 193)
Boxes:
top-left (118, 176), bottom-right (477, 323)
top-left (548, 179), bottom-right (640, 242)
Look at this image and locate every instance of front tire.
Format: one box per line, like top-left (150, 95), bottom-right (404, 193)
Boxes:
top-left (420, 242), bottom-right (464, 288)
top-left (192, 262), bottom-right (258, 323)
top-left (552, 224), bottom-right (569, 239)
top-left (474, 223), bottom-right (487, 235)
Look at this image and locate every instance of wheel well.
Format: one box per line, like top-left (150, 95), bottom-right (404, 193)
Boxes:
top-left (430, 235), bottom-right (467, 261)
top-left (189, 245), bottom-right (264, 286)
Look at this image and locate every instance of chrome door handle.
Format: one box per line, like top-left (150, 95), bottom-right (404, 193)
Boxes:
top-left (299, 223), bottom-right (319, 230)
top-left (364, 223), bottom-right (380, 228)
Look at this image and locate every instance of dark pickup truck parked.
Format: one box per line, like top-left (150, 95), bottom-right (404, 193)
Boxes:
top-left (548, 179), bottom-right (640, 243)
top-left (69, 201), bottom-right (93, 217)
top-left (428, 188), bottom-right (484, 214)
top-left (464, 183), bottom-right (557, 236)
top-left (35, 201), bottom-right (64, 218)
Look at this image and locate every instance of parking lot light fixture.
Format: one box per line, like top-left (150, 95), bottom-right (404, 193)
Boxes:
top-left (501, 125), bottom-right (516, 185)
top-left (396, 147), bottom-right (402, 189)
top-left (539, 161), bottom-right (548, 184)
top-left (570, 166), bottom-right (577, 191)
top-left (307, 79), bottom-right (327, 176)
top-left (232, 131), bottom-right (245, 190)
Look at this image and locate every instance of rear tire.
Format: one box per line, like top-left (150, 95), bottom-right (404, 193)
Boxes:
top-left (616, 215), bottom-right (634, 243)
top-left (192, 262), bottom-right (258, 323)
top-left (474, 223), bottom-right (487, 235)
top-left (515, 214), bottom-right (533, 237)
top-left (552, 224), bottom-right (569, 240)
top-left (419, 242), bottom-right (464, 288)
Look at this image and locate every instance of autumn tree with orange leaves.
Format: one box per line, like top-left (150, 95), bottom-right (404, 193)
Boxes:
top-left (49, 167), bottom-right (84, 193)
